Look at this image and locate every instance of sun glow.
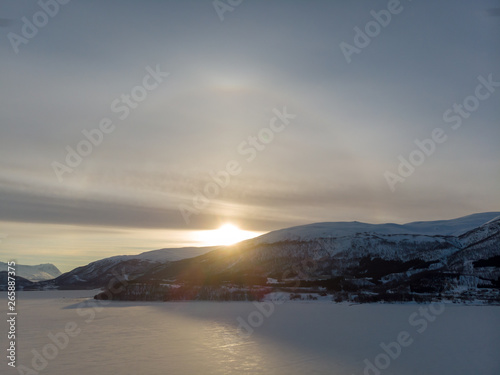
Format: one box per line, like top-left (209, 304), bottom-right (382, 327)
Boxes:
top-left (194, 224), bottom-right (263, 247)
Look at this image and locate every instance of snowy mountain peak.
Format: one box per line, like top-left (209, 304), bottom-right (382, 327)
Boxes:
top-left (1, 262), bottom-right (62, 282)
top-left (252, 212), bottom-right (500, 244)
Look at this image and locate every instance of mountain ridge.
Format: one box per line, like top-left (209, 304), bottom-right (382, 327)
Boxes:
top-left (93, 212), bottom-right (500, 304)
top-left (250, 212), bottom-right (500, 244)
top-left (0, 262), bottom-right (61, 282)
top-left (9, 212), bottom-right (500, 304)
top-left (38, 246), bottom-right (218, 289)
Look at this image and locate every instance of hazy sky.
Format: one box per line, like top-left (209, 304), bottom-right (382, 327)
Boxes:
top-left (1, 0), bottom-right (499, 271)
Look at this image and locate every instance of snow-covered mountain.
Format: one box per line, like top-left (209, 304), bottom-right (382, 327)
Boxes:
top-left (0, 262), bottom-right (61, 282)
top-left (120, 212), bottom-right (500, 303)
top-left (232, 212), bottom-right (500, 264)
top-left (251, 212), bottom-right (500, 244)
top-left (30, 212), bottom-right (500, 304)
top-left (43, 247), bottom-right (218, 289)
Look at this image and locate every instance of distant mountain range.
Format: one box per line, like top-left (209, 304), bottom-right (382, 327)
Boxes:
top-left (0, 272), bottom-right (35, 290)
top-left (0, 262), bottom-right (61, 291)
top-left (6, 212), bottom-right (500, 304)
top-left (0, 262), bottom-right (61, 282)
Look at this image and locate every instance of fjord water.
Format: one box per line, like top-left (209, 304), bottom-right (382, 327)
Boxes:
top-left (4, 291), bottom-right (499, 375)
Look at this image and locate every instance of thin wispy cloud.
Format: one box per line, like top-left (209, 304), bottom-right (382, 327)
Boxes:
top-left (0, 0), bottom-right (498, 270)
top-left (486, 8), bottom-right (500, 16)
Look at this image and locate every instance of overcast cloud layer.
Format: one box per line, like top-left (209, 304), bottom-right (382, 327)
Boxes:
top-left (0, 0), bottom-right (499, 270)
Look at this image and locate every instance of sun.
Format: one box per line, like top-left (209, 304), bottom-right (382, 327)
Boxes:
top-left (194, 224), bottom-right (262, 247)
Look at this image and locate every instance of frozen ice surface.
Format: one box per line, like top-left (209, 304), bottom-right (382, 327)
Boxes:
top-left (2, 290), bottom-right (499, 375)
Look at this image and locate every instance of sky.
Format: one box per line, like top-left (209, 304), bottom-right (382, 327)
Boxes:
top-left (1, 0), bottom-right (499, 272)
